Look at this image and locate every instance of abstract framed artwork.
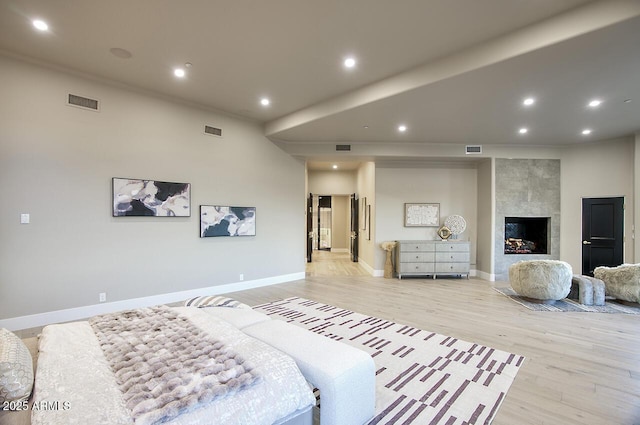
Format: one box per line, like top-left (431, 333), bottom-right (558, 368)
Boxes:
top-left (112, 178), bottom-right (191, 217)
top-left (404, 203), bottom-right (440, 227)
top-left (200, 205), bottom-right (256, 237)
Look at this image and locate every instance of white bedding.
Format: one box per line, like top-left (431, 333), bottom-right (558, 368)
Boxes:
top-left (31, 307), bottom-right (315, 425)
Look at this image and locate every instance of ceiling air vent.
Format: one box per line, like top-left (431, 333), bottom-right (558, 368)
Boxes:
top-left (465, 145), bottom-right (482, 155)
top-left (336, 144), bottom-right (351, 151)
top-left (67, 93), bottom-right (99, 111)
top-left (204, 125), bottom-right (223, 137)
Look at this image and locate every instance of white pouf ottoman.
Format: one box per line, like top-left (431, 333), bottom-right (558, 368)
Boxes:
top-left (594, 264), bottom-right (640, 304)
top-left (509, 260), bottom-right (572, 304)
top-left (569, 275), bottom-right (605, 306)
top-left (243, 319), bottom-right (375, 425)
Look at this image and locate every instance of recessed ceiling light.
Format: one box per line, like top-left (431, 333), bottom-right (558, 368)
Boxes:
top-left (588, 99), bottom-right (602, 108)
top-left (344, 57), bottom-right (356, 69)
top-left (398, 125), bottom-right (407, 132)
top-left (332, 164), bottom-right (338, 169)
top-left (518, 128), bottom-right (528, 134)
top-left (363, 125), bottom-right (369, 129)
top-left (523, 97), bottom-right (535, 106)
top-left (32, 19), bottom-right (48, 31)
top-left (582, 129), bottom-right (592, 135)
top-left (260, 98), bottom-right (270, 107)
top-left (624, 99), bottom-right (632, 104)
top-left (173, 68), bottom-right (186, 78)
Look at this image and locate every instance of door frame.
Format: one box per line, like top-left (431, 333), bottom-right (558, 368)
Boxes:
top-left (350, 193), bottom-right (359, 262)
top-left (581, 196), bottom-right (624, 276)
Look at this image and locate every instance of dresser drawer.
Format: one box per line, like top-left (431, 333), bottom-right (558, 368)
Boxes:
top-left (401, 242), bottom-right (435, 252)
top-left (435, 252), bottom-right (470, 263)
top-left (399, 263), bottom-right (435, 273)
top-left (435, 243), bottom-right (470, 252)
top-left (435, 263), bottom-right (470, 273)
top-left (400, 252), bottom-right (435, 263)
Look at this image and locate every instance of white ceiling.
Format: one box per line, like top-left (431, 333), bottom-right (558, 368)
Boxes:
top-left (1, 0), bottom-right (639, 169)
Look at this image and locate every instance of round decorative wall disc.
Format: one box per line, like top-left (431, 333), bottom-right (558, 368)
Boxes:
top-left (444, 215), bottom-right (466, 235)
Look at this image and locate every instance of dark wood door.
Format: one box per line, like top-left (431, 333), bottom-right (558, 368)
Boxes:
top-left (582, 197), bottom-right (624, 276)
top-left (306, 193), bottom-right (313, 262)
top-left (350, 193), bottom-right (359, 262)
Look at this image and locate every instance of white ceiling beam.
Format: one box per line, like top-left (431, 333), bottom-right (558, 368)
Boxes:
top-left (265, 0), bottom-right (640, 137)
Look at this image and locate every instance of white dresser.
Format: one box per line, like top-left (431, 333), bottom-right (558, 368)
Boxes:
top-left (395, 240), bottom-right (470, 279)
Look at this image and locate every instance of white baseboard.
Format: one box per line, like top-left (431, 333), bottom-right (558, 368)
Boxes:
top-left (0, 272), bottom-right (305, 332)
top-left (356, 258), bottom-right (383, 277)
top-left (475, 270), bottom-right (495, 281)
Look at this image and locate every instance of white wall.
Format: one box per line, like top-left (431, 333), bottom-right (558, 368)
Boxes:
top-left (308, 170), bottom-right (357, 194)
top-left (331, 195), bottom-right (350, 251)
top-left (635, 132), bottom-right (640, 262)
top-left (0, 55), bottom-right (305, 322)
top-left (375, 165), bottom-right (478, 272)
top-left (560, 137), bottom-right (635, 272)
top-left (357, 162), bottom-right (376, 273)
top-left (476, 159), bottom-right (494, 279)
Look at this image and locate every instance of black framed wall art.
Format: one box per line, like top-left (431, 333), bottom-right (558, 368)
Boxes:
top-left (112, 177), bottom-right (191, 217)
top-left (200, 205), bottom-right (256, 237)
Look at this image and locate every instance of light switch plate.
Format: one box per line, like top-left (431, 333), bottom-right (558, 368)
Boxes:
top-left (20, 213), bottom-right (30, 224)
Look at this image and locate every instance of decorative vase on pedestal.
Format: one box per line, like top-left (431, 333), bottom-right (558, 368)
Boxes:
top-left (380, 241), bottom-right (397, 279)
top-left (384, 250), bottom-right (394, 278)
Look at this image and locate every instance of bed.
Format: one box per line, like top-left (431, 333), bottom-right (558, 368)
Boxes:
top-left (29, 305), bottom-right (316, 425)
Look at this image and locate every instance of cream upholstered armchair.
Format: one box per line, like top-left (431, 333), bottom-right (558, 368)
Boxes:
top-left (594, 264), bottom-right (640, 304)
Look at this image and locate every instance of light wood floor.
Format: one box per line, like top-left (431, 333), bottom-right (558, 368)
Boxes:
top-left (305, 249), bottom-right (370, 276)
top-left (224, 253), bottom-right (640, 425)
top-left (14, 252), bottom-right (639, 424)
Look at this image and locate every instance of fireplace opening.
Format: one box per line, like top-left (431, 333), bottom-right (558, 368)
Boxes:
top-left (504, 217), bottom-right (549, 254)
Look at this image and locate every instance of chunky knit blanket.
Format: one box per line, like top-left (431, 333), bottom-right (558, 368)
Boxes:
top-left (89, 306), bottom-right (260, 425)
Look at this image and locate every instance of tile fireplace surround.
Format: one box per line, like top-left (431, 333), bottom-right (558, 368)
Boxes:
top-left (494, 159), bottom-right (561, 281)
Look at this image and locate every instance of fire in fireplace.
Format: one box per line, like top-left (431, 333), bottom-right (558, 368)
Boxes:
top-left (504, 217), bottom-right (549, 254)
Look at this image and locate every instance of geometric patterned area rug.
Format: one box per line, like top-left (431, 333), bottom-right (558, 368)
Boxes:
top-left (253, 297), bottom-right (525, 425)
top-left (493, 287), bottom-right (640, 314)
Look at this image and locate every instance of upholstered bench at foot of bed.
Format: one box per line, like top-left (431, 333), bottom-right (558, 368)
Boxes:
top-left (569, 275), bottom-right (605, 306)
top-left (243, 320), bottom-right (375, 425)
top-left (196, 306), bottom-right (272, 329)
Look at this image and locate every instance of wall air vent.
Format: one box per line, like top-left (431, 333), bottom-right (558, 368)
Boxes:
top-left (336, 144), bottom-right (351, 151)
top-left (465, 145), bottom-right (482, 154)
top-left (67, 93), bottom-right (99, 111)
top-left (204, 125), bottom-right (223, 137)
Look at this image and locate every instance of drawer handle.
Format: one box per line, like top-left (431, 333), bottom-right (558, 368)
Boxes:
top-left (415, 266), bottom-right (419, 270)
top-left (415, 246), bottom-right (419, 249)
top-left (416, 255), bottom-right (419, 259)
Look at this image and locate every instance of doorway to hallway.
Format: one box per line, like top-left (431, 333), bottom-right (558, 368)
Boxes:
top-left (306, 193), bottom-right (361, 276)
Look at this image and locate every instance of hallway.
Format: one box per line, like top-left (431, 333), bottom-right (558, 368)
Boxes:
top-left (305, 250), bottom-right (370, 277)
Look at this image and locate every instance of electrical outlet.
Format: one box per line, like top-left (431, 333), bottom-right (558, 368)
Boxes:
top-left (99, 292), bottom-right (107, 303)
top-left (239, 274), bottom-right (244, 281)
